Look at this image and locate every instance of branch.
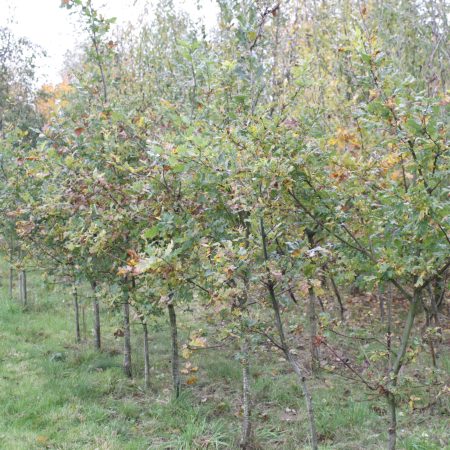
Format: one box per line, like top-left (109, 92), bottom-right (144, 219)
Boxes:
top-left (249, 3), bottom-right (280, 51)
top-left (321, 340), bottom-right (378, 391)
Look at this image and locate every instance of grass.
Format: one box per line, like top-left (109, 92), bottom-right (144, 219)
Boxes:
top-left (0, 271), bottom-right (448, 449)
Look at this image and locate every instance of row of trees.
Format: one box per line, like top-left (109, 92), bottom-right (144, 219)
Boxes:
top-left (1, 1), bottom-right (448, 448)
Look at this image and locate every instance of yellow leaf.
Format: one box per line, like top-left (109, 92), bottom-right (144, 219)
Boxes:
top-left (181, 347), bottom-right (192, 359)
top-left (117, 267), bottom-right (129, 276)
top-left (186, 375), bottom-right (198, 385)
top-left (190, 336), bottom-right (207, 348)
top-left (36, 436), bottom-right (49, 444)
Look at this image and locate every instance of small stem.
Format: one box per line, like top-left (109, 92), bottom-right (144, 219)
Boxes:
top-left (73, 283), bottom-right (81, 343)
top-left (123, 289), bottom-right (132, 378)
top-left (142, 320), bottom-right (150, 389)
top-left (168, 303), bottom-right (180, 398)
top-left (91, 280), bottom-right (101, 350)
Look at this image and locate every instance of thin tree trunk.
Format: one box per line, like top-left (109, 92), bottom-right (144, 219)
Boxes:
top-left (329, 274), bottom-right (345, 322)
top-left (305, 230), bottom-right (320, 372)
top-left (379, 285), bottom-right (385, 323)
top-left (429, 279), bottom-right (443, 324)
top-left (19, 270), bottom-right (27, 307)
top-left (260, 218), bottom-right (318, 449)
top-left (18, 271), bottom-right (23, 303)
top-left (271, 287), bottom-right (319, 450)
top-left (271, 283), bottom-right (318, 449)
top-left (142, 320), bottom-right (150, 389)
top-left (23, 271), bottom-right (27, 306)
top-left (82, 303), bottom-right (87, 341)
top-left (387, 286), bottom-right (393, 371)
top-left (168, 303), bottom-right (180, 398)
top-left (91, 280), bottom-right (101, 350)
top-left (239, 214), bottom-right (253, 449)
top-left (386, 289), bottom-right (421, 450)
top-left (8, 265), bottom-right (13, 299)
top-left (240, 332), bottom-right (252, 449)
top-left (123, 293), bottom-right (132, 378)
top-left (425, 285), bottom-right (438, 368)
top-left (307, 285), bottom-right (320, 373)
top-left (317, 294), bottom-right (325, 312)
top-left (286, 351), bottom-right (319, 450)
top-left (73, 283), bottom-right (81, 343)
top-left (387, 393), bottom-right (397, 450)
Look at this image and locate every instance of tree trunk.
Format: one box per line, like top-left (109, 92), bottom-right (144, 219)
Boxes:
top-left (307, 285), bottom-right (320, 373)
top-left (18, 271), bottom-right (23, 303)
top-left (239, 215), bottom-right (253, 449)
top-left (8, 266), bottom-right (13, 299)
top-left (73, 283), bottom-right (81, 343)
top-left (429, 277), bottom-right (445, 324)
top-left (82, 303), bottom-right (87, 341)
top-left (240, 334), bottom-right (252, 449)
top-left (385, 289), bottom-right (421, 450)
top-left (305, 230), bottom-right (320, 372)
top-left (19, 270), bottom-right (27, 307)
top-left (387, 286), bottom-right (393, 371)
top-left (123, 291), bottom-right (132, 378)
top-left (168, 303), bottom-right (180, 398)
top-left (260, 218), bottom-right (318, 449)
top-left (379, 285), bottom-right (385, 323)
top-left (329, 274), bottom-right (345, 322)
top-left (8, 243), bottom-right (14, 299)
top-left (387, 393), bottom-right (397, 450)
top-left (142, 320), bottom-right (150, 389)
top-left (269, 284), bottom-right (319, 449)
top-left (91, 281), bottom-right (101, 350)
top-left (286, 351), bottom-right (319, 450)
top-left (429, 283), bottom-right (439, 325)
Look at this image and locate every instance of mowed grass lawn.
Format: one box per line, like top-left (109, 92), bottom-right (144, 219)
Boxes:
top-left (0, 277), bottom-right (448, 449)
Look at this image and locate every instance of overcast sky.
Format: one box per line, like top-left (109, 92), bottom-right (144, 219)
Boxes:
top-left (0, 0), bottom-right (218, 85)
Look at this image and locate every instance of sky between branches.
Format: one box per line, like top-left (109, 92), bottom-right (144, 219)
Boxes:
top-left (0, 0), bottom-right (218, 85)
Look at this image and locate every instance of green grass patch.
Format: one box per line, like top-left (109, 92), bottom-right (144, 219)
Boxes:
top-left (0, 272), bottom-right (448, 449)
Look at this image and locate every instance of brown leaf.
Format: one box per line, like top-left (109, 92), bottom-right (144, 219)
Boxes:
top-left (114, 328), bottom-right (124, 338)
top-left (186, 375), bottom-right (198, 385)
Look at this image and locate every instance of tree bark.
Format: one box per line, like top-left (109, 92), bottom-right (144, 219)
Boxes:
top-left (329, 274), bottom-right (345, 322)
top-left (385, 289), bottom-right (421, 450)
top-left (240, 333), bottom-right (252, 449)
top-left (429, 283), bottom-right (439, 325)
top-left (18, 271), bottom-right (23, 303)
top-left (308, 285), bottom-right (320, 373)
top-left (8, 243), bottom-right (14, 299)
top-left (73, 283), bottom-right (81, 343)
top-left (8, 266), bottom-right (13, 299)
top-left (387, 393), bottom-right (397, 450)
top-left (19, 270), bottom-right (27, 307)
top-left (260, 218), bottom-right (318, 449)
top-left (239, 214), bottom-right (253, 449)
top-left (379, 285), bottom-right (385, 323)
top-left (286, 351), bottom-right (319, 450)
top-left (123, 292), bottom-right (132, 378)
top-left (142, 320), bottom-right (150, 389)
top-left (387, 286), bottom-right (393, 371)
top-left (168, 303), bottom-right (180, 398)
top-left (305, 230), bottom-right (320, 372)
top-left (82, 303), bottom-right (87, 341)
top-left (91, 280), bottom-right (101, 350)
